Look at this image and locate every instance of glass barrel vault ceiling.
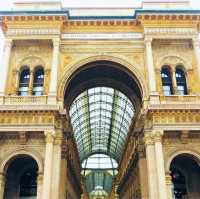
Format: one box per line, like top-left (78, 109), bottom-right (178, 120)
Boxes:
top-left (69, 87), bottom-right (135, 196)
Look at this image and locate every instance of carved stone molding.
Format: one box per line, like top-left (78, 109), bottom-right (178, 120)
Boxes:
top-left (7, 28), bottom-right (60, 36)
top-left (144, 27), bottom-right (197, 39)
top-left (44, 131), bottom-right (54, 143)
top-left (144, 134), bottom-right (154, 145)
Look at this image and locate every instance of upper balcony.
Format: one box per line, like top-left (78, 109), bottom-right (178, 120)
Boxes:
top-left (149, 94), bottom-right (200, 110)
top-left (0, 95), bottom-right (60, 111)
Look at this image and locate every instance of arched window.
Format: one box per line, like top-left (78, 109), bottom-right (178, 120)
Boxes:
top-left (18, 68), bottom-right (30, 96)
top-left (175, 67), bottom-right (187, 95)
top-left (161, 67), bottom-right (173, 95)
top-left (33, 67), bottom-right (44, 96)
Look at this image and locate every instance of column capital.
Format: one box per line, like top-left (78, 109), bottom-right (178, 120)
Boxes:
top-left (165, 172), bottom-right (172, 185)
top-left (52, 37), bottom-right (60, 47)
top-left (0, 173), bottom-right (5, 184)
top-left (192, 37), bottom-right (200, 47)
top-left (44, 131), bottom-right (55, 143)
top-left (144, 134), bottom-right (154, 146)
top-left (153, 130), bottom-right (163, 143)
top-left (4, 38), bottom-right (13, 48)
top-left (37, 173), bottom-right (43, 185)
top-left (144, 37), bottom-right (153, 45)
top-left (54, 136), bottom-right (63, 146)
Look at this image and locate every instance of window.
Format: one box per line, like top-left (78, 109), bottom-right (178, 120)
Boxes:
top-left (161, 67), bottom-right (173, 95)
top-left (33, 67), bottom-right (44, 96)
top-left (176, 68), bottom-right (187, 95)
top-left (18, 68), bottom-right (30, 96)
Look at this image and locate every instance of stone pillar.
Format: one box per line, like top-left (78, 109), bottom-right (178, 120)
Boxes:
top-left (166, 172), bottom-right (173, 199)
top-left (42, 131), bottom-right (54, 199)
top-left (0, 38), bottom-right (12, 96)
top-left (51, 130), bottom-right (62, 199)
top-left (44, 69), bottom-right (50, 95)
top-left (29, 69), bottom-right (34, 95)
top-left (11, 69), bottom-right (19, 95)
top-left (48, 38), bottom-right (60, 104)
top-left (154, 131), bottom-right (168, 199)
top-left (37, 173), bottom-right (43, 199)
top-left (59, 142), bottom-right (67, 199)
top-left (145, 38), bottom-right (157, 94)
top-left (138, 144), bottom-right (148, 199)
top-left (172, 68), bottom-right (177, 94)
top-left (144, 133), bottom-right (158, 199)
top-left (0, 173), bottom-right (5, 199)
top-left (193, 37), bottom-right (200, 81)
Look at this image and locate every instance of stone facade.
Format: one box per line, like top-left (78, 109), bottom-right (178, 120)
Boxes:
top-left (0, 0), bottom-right (199, 199)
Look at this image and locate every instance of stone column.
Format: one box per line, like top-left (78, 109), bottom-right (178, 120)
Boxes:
top-left (11, 69), bottom-right (19, 95)
top-left (29, 69), bottom-right (34, 95)
top-left (154, 131), bottom-right (168, 199)
top-left (51, 130), bottom-right (62, 199)
top-left (172, 68), bottom-right (177, 94)
top-left (0, 173), bottom-right (5, 199)
top-left (48, 38), bottom-right (60, 104)
top-left (145, 38), bottom-right (157, 94)
top-left (166, 172), bottom-right (173, 199)
top-left (44, 69), bottom-right (50, 95)
top-left (42, 131), bottom-right (54, 199)
top-left (37, 173), bottom-right (43, 199)
top-left (193, 37), bottom-right (200, 81)
top-left (144, 133), bottom-right (158, 199)
top-left (60, 142), bottom-right (67, 199)
top-left (138, 144), bottom-right (148, 199)
top-left (0, 38), bottom-right (12, 97)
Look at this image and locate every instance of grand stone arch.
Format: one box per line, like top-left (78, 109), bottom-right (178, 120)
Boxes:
top-left (0, 148), bottom-right (43, 174)
top-left (165, 149), bottom-right (200, 173)
top-left (58, 55), bottom-right (148, 102)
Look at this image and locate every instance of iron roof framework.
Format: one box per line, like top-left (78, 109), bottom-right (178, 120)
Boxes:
top-left (69, 86), bottom-right (135, 196)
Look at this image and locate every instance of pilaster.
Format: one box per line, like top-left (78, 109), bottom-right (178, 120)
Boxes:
top-left (42, 131), bottom-right (54, 199)
top-left (48, 37), bottom-right (60, 104)
top-left (37, 173), bottom-right (43, 199)
top-left (0, 173), bottom-right (5, 199)
top-left (166, 172), bottom-right (173, 199)
top-left (153, 130), bottom-right (167, 199)
top-left (0, 38), bottom-right (12, 97)
top-left (144, 38), bottom-right (157, 94)
top-left (193, 37), bottom-right (200, 81)
top-left (51, 130), bottom-right (63, 199)
top-left (144, 133), bottom-right (158, 199)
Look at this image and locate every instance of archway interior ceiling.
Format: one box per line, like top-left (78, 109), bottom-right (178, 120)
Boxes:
top-left (67, 61), bottom-right (141, 196)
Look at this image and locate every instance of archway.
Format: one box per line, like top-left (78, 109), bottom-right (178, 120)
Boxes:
top-left (64, 61), bottom-right (143, 198)
top-left (170, 154), bottom-right (200, 199)
top-left (3, 155), bottom-right (38, 199)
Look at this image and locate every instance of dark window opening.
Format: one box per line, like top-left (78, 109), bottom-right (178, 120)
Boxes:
top-left (18, 68), bottom-right (30, 96)
top-left (161, 67), bottom-right (173, 95)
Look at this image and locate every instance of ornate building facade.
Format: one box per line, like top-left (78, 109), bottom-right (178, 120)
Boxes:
top-left (0, 0), bottom-right (199, 199)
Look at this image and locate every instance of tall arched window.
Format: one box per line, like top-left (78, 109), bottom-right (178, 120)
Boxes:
top-left (33, 67), bottom-right (44, 96)
top-left (18, 67), bottom-right (30, 96)
top-left (175, 67), bottom-right (187, 95)
top-left (161, 67), bottom-right (173, 95)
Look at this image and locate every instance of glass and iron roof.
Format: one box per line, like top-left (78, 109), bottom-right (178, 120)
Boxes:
top-left (69, 86), bottom-right (135, 163)
top-left (69, 86), bottom-right (135, 197)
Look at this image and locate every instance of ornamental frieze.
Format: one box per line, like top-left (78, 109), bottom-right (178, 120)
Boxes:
top-left (151, 110), bottom-right (200, 124)
top-left (0, 113), bottom-right (54, 126)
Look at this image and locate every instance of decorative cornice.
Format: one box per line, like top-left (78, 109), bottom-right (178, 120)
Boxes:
top-left (144, 27), bottom-right (197, 39)
top-left (62, 33), bottom-right (143, 40)
top-left (7, 28), bottom-right (60, 36)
